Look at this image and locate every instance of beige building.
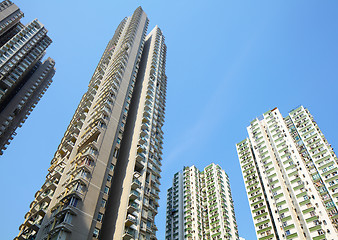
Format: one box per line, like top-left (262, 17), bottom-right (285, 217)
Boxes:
top-left (236, 106), bottom-right (338, 240)
top-left (16, 7), bottom-right (166, 240)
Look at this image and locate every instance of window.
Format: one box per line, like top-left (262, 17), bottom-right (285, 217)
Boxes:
top-left (84, 158), bottom-right (92, 167)
top-left (93, 228), bottom-right (100, 238)
top-left (113, 148), bottom-right (119, 158)
top-left (110, 163), bottom-right (115, 171)
top-left (104, 186), bottom-right (109, 194)
top-left (99, 121), bottom-right (106, 129)
top-left (107, 174), bottom-right (112, 182)
top-left (97, 213), bottom-right (103, 222)
top-left (101, 199), bottom-right (106, 208)
top-left (64, 212), bottom-right (73, 224)
top-left (69, 197), bottom-right (78, 207)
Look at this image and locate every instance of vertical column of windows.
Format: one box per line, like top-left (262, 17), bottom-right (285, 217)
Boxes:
top-left (289, 107), bottom-right (338, 234)
top-left (236, 136), bottom-right (277, 240)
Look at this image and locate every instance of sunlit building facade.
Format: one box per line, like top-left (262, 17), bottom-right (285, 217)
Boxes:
top-left (0, 0), bottom-right (55, 155)
top-left (166, 164), bottom-right (239, 240)
top-left (16, 7), bottom-right (166, 240)
top-left (236, 106), bottom-right (338, 240)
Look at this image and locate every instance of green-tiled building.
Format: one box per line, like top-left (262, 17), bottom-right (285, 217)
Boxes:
top-left (166, 164), bottom-right (239, 240)
top-left (236, 106), bottom-right (338, 240)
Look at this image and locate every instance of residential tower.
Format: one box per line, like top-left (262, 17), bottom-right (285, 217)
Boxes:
top-left (236, 106), bottom-right (338, 240)
top-left (17, 7), bottom-right (166, 240)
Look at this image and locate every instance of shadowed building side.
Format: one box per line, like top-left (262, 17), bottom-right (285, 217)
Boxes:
top-left (101, 25), bottom-right (167, 240)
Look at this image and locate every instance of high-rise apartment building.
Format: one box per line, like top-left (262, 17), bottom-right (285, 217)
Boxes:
top-left (166, 164), bottom-right (239, 240)
top-left (236, 106), bottom-right (338, 240)
top-left (0, 0), bottom-right (55, 155)
top-left (16, 7), bottom-right (166, 240)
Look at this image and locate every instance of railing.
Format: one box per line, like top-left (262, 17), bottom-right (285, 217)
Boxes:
top-left (129, 201), bottom-right (139, 209)
top-left (133, 178), bottom-right (141, 186)
top-left (130, 189), bottom-right (140, 198)
top-left (124, 227), bottom-right (135, 237)
top-left (136, 152), bottom-right (146, 163)
top-left (126, 214), bottom-right (137, 223)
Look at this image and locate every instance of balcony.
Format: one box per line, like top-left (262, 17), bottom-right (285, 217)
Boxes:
top-left (125, 214), bottom-right (137, 227)
top-left (76, 118), bottom-right (85, 128)
top-left (73, 173), bottom-right (90, 185)
top-left (136, 152), bottom-right (146, 164)
top-left (150, 189), bottom-right (159, 199)
top-left (143, 109), bottom-right (151, 118)
top-left (141, 122), bottom-right (150, 131)
top-left (77, 160), bottom-right (94, 172)
top-left (65, 174), bottom-right (88, 191)
top-left (139, 136), bottom-right (148, 145)
top-left (129, 189), bottom-right (140, 200)
top-left (131, 178), bottom-right (141, 189)
top-left (81, 146), bottom-right (98, 159)
top-left (123, 227), bottom-right (135, 240)
top-left (145, 97), bottom-right (153, 105)
top-left (77, 125), bottom-right (101, 150)
top-left (41, 180), bottom-right (57, 193)
top-left (151, 180), bottom-right (160, 191)
top-left (143, 113), bottom-right (151, 121)
top-left (36, 190), bottom-right (53, 204)
top-left (145, 102), bottom-right (152, 110)
top-left (54, 203), bottom-right (78, 219)
top-left (59, 146), bottom-right (69, 157)
top-left (148, 165), bottom-right (161, 178)
top-left (61, 188), bottom-right (84, 202)
top-left (143, 109), bottom-right (152, 117)
top-left (50, 220), bottom-right (72, 236)
top-left (137, 145), bottom-right (147, 155)
top-left (155, 159), bottom-right (162, 167)
top-left (70, 124), bottom-right (81, 135)
top-left (146, 91), bottom-right (154, 98)
top-left (128, 201), bottom-right (139, 213)
top-left (144, 104), bottom-right (152, 112)
top-left (152, 224), bottom-right (158, 231)
top-left (140, 129), bottom-right (149, 138)
top-left (148, 203), bottom-right (158, 214)
top-left (51, 165), bottom-right (63, 178)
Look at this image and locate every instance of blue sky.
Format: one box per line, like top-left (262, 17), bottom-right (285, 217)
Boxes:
top-left (2, 1), bottom-right (338, 239)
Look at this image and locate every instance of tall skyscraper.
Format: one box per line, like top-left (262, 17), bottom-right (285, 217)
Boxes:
top-left (166, 164), bottom-right (239, 240)
top-left (16, 7), bottom-right (166, 240)
top-left (236, 106), bottom-right (338, 240)
top-left (0, 0), bottom-right (55, 155)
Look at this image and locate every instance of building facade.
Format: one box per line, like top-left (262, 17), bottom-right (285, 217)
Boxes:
top-left (0, 0), bottom-right (55, 155)
top-left (166, 164), bottom-right (239, 240)
top-left (16, 7), bottom-right (166, 240)
top-left (236, 106), bottom-right (338, 240)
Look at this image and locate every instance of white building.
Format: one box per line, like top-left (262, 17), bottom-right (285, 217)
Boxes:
top-left (166, 164), bottom-right (239, 240)
top-left (236, 106), bottom-right (338, 240)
